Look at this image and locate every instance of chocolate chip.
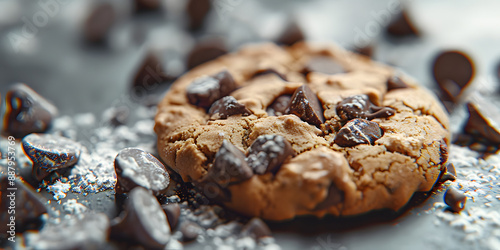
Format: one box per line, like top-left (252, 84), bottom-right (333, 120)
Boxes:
top-left (276, 20), bottom-right (305, 46)
top-left (186, 0), bottom-right (211, 30)
top-left (267, 95), bottom-right (292, 116)
top-left (241, 218), bottom-right (272, 239)
top-left (286, 84), bottom-right (325, 127)
top-left (110, 187), bottom-right (170, 248)
top-left (334, 119), bottom-right (383, 147)
top-left (336, 95), bottom-right (395, 122)
top-left (186, 70), bottom-right (237, 109)
top-left (22, 133), bottom-right (81, 181)
top-left (252, 69), bottom-right (287, 81)
top-left (207, 140), bottom-right (253, 186)
top-left (444, 187), bottom-right (467, 213)
top-left (314, 183), bottom-right (344, 210)
top-left (387, 75), bottom-right (409, 91)
top-left (3, 83), bottom-right (58, 138)
top-left (187, 40), bottom-right (227, 69)
top-left (302, 56), bottom-right (345, 76)
top-left (208, 96), bottom-right (251, 119)
top-left (131, 53), bottom-right (171, 94)
top-left (134, 0), bottom-right (161, 12)
top-left (464, 101), bottom-right (500, 144)
top-left (180, 221), bottom-right (201, 242)
top-left (84, 3), bottom-right (116, 44)
top-left (161, 203), bottom-right (181, 230)
top-left (439, 163), bottom-right (456, 182)
top-left (432, 51), bottom-right (475, 102)
top-left (114, 147), bottom-right (170, 195)
top-left (1, 178), bottom-right (47, 233)
top-left (386, 10), bottom-right (419, 37)
top-left (246, 135), bottom-right (295, 175)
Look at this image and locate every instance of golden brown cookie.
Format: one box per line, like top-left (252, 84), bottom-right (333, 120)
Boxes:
top-left (154, 42), bottom-right (450, 220)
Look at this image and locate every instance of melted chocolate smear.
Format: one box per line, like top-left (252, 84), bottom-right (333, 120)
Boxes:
top-left (336, 95), bottom-right (395, 122)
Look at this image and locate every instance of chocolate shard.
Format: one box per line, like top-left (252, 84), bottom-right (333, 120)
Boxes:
top-left (387, 75), bottom-right (409, 91)
top-left (110, 187), bottom-right (170, 249)
top-left (267, 95), bottom-right (292, 116)
top-left (207, 140), bottom-right (253, 186)
top-left (22, 133), bottom-right (81, 181)
top-left (432, 51), bottom-right (475, 102)
top-left (463, 101), bottom-right (500, 144)
top-left (252, 68), bottom-right (287, 81)
top-left (186, 0), bottom-right (211, 30)
top-left (187, 39), bottom-right (227, 69)
top-left (314, 183), bottom-right (344, 210)
top-left (208, 96), bottom-right (252, 119)
top-left (276, 20), bottom-right (305, 46)
top-left (246, 135), bottom-right (295, 175)
top-left (3, 83), bottom-right (58, 138)
top-left (161, 203), bottom-right (181, 230)
top-left (302, 56), bottom-right (345, 76)
top-left (334, 119), bottom-right (383, 147)
top-left (186, 70), bottom-right (237, 109)
top-left (241, 218), bottom-right (272, 239)
top-left (0, 178), bottom-right (47, 233)
top-left (336, 95), bottom-right (395, 122)
top-left (114, 147), bottom-right (170, 195)
top-left (286, 84), bottom-right (325, 127)
top-left (83, 3), bottom-right (116, 44)
top-left (386, 10), bottom-right (419, 37)
top-left (444, 187), bottom-right (467, 213)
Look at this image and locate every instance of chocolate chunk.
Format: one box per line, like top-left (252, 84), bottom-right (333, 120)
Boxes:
top-left (187, 40), bottom-right (227, 69)
top-left (267, 95), bottom-right (292, 116)
top-left (439, 163), bottom-right (456, 182)
top-left (246, 135), bottom-right (295, 175)
top-left (161, 203), bottom-right (181, 230)
top-left (134, 0), bottom-right (161, 12)
top-left (336, 95), bottom-right (395, 121)
top-left (207, 140), bottom-right (253, 186)
top-left (252, 68), bottom-right (287, 81)
top-left (27, 213), bottom-right (109, 249)
top-left (432, 51), bottom-right (475, 102)
top-left (446, 162), bottom-right (456, 176)
top-left (84, 3), bottom-right (116, 44)
top-left (208, 96), bottom-right (252, 119)
top-left (334, 119), bottom-right (383, 147)
top-left (1, 178), bottom-right (47, 233)
top-left (114, 147), bottom-right (170, 195)
top-left (302, 56), bottom-right (345, 75)
top-left (314, 183), bottom-right (344, 210)
top-left (354, 44), bottom-right (374, 58)
top-left (286, 84), bottom-right (325, 127)
top-left (3, 83), bottom-right (58, 138)
top-left (241, 218), bottom-right (272, 239)
top-left (180, 221), bottom-right (201, 242)
top-left (131, 53), bottom-right (171, 94)
top-left (22, 133), bottom-right (81, 181)
top-left (464, 101), bottom-right (500, 144)
top-left (444, 187), bottom-right (467, 212)
top-left (186, 70), bottom-right (237, 109)
top-left (276, 20), bottom-right (305, 46)
top-left (387, 75), bottom-right (409, 91)
top-left (110, 187), bottom-right (170, 248)
top-left (186, 0), bottom-right (211, 30)
top-left (386, 10), bottom-right (419, 37)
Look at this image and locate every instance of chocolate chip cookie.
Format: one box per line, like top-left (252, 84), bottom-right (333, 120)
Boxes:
top-left (155, 42), bottom-right (450, 220)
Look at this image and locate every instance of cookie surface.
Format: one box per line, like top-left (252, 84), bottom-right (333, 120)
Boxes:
top-left (155, 42), bottom-right (450, 220)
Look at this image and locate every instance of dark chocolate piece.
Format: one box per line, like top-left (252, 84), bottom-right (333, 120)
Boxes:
top-left (0, 178), bottom-right (47, 234)
top-left (207, 140), bottom-right (253, 186)
top-left (187, 40), bottom-right (227, 69)
top-left (180, 221), bottom-right (201, 242)
top-left (110, 187), bottom-right (170, 248)
top-left (131, 53), bottom-right (171, 94)
top-left (246, 135), bottom-right (295, 175)
top-left (161, 203), bottom-right (181, 230)
top-left (336, 95), bottom-right (395, 121)
top-left (334, 118), bottom-right (383, 147)
top-left (387, 75), bottom-right (409, 91)
top-left (267, 95), bottom-right (292, 116)
top-left (241, 218), bottom-right (272, 239)
top-left (84, 3), bottom-right (116, 43)
top-left (252, 68), bottom-right (287, 81)
top-left (439, 163), bottom-right (456, 182)
top-left (446, 162), bottom-right (456, 177)
top-left (386, 10), bottom-right (419, 37)
top-left (114, 147), bottom-right (170, 195)
top-left (464, 101), bottom-right (500, 144)
top-left (276, 20), bottom-right (305, 46)
top-left (286, 84), bottom-right (325, 127)
top-left (3, 83), bottom-right (58, 138)
top-left (444, 187), bottom-right (467, 212)
top-left (208, 96), bottom-right (252, 119)
top-left (354, 44), bottom-right (374, 58)
top-left (186, 0), bottom-right (211, 30)
top-left (22, 133), bottom-right (81, 181)
top-left (134, 0), bottom-right (161, 12)
top-left (432, 51), bottom-right (475, 102)
top-left (186, 70), bottom-right (237, 109)
top-left (302, 56), bottom-right (345, 75)
top-left (314, 183), bottom-right (344, 210)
